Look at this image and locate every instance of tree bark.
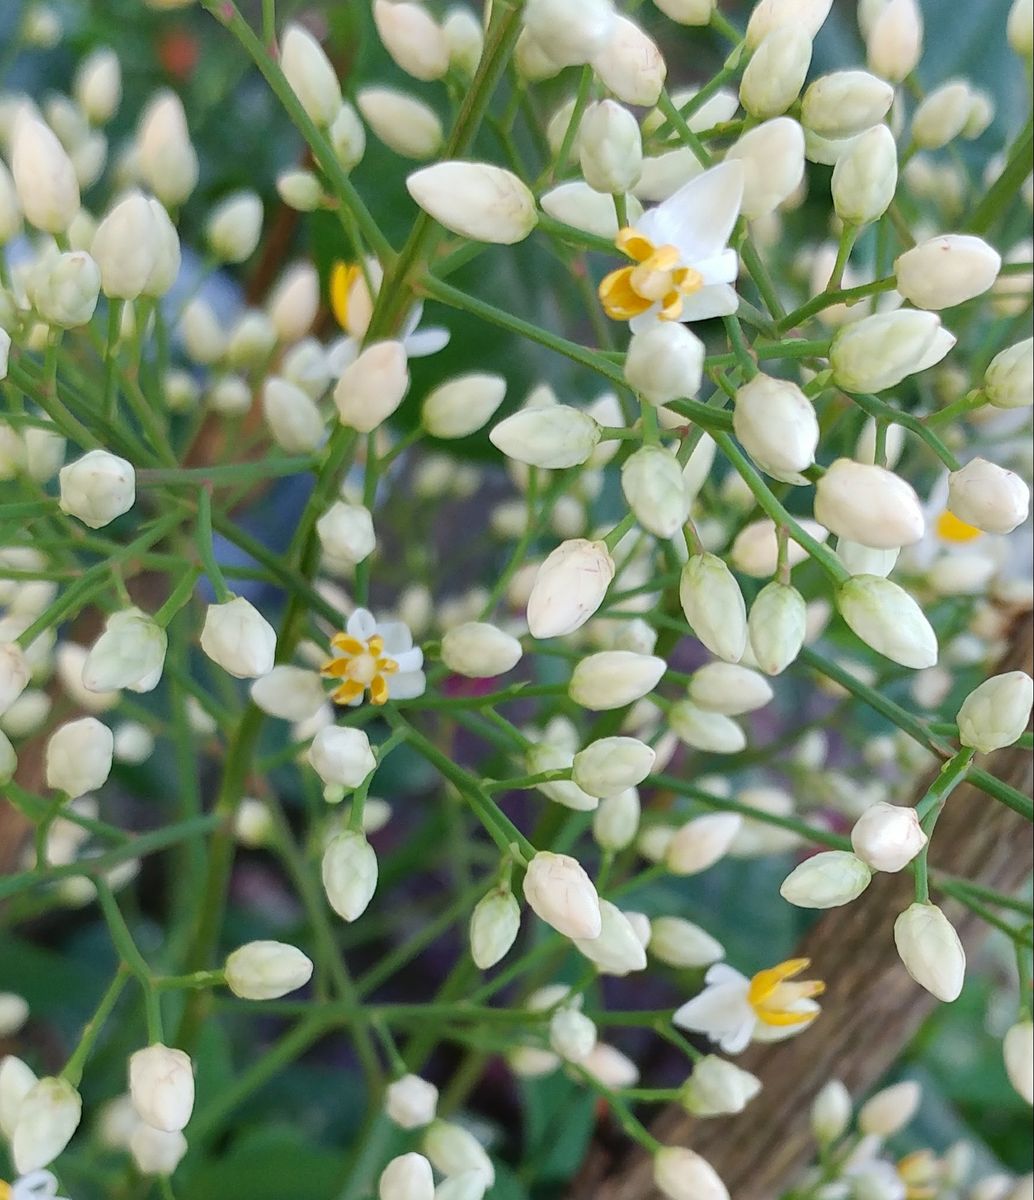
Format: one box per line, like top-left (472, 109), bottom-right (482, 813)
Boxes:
top-left (572, 617), bottom-right (1033, 1200)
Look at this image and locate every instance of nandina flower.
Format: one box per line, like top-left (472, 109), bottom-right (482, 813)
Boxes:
top-left (329, 260), bottom-right (449, 357)
top-left (598, 160), bottom-right (743, 329)
top-left (0, 1172), bottom-right (70, 1200)
top-left (673, 957), bottom-right (824, 1053)
top-left (321, 608), bottom-right (425, 706)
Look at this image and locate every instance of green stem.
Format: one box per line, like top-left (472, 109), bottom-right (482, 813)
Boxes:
top-left (62, 968), bottom-right (130, 1085)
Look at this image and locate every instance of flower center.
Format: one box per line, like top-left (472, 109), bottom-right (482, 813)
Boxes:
top-left (598, 227), bottom-right (704, 322)
top-left (330, 261), bottom-right (361, 329)
top-left (746, 957), bottom-right (825, 1028)
top-left (322, 632), bottom-right (399, 706)
top-left (935, 508), bottom-right (982, 544)
top-left (898, 1151), bottom-right (939, 1200)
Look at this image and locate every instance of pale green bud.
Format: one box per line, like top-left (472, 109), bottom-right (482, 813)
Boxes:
top-left (984, 338), bottom-right (1032, 409)
top-left (680, 1056), bottom-right (761, 1116)
top-left (780, 850), bottom-right (873, 908)
top-left (831, 124), bottom-right (897, 224)
top-left (649, 916), bottom-right (724, 967)
top-left (838, 575), bottom-right (938, 669)
top-left (893, 903), bottom-right (965, 1001)
top-left (490, 405), bottom-right (600, 468)
top-left (801, 70), bottom-right (894, 139)
top-left (407, 161), bottom-right (537, 244)
top-left (668, 701), bottom-right (746, 754)
top-left (224, 940), bottom-right (314, 1000)
top-left (322, 832), bottom-right (378, 921)
top-left (621, 445), bottom-right (689, 538)
top-left (740, 27), bottom-right (813, 118)
top-left (957, 671), bottom-right (1034, 753)
top-left (469, 888), bottom-right (521, 969)
top-left (679, 553), bottom-right (747, 663)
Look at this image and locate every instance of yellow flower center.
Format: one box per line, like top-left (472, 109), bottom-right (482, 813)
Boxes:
top-left (598, 227), bottom-right (704, 322)
top-left (330, 261), bottom-right (361, 330)
top-left (322, 632), bottom-right (399, 706)
top-left (747, 957), bottom-right (825, 1029)
top-left (935, 508), bottom-right (982, 544)
top-left (0, 1181), bottom-right (11, 1200)
top-left (898, 1150), bottom-right (939, 1200)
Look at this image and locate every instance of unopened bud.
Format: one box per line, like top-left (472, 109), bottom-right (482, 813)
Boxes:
top-left (1004, 1021), bottom-right (1034, 1105)
top-left (591, 16), bottom-right (667, 108)
top-left (374, 1), bottom-right (449, 81)
top-left (957, 671), bottom-right (1034, 753)
top-left (357, 88), bottom-right (443, 159)
top-left (11, 114), bottom-right (80, 233)
top-left (573, 900), bottom-right (647, 975)
top-left (815, 459), bottom-right (924, 549)
top-left (650, 916), bottom-right (724, 967)
top-left (801, 70), bottom-right (894, 138)
top-left (309, 726), bottom-right (377, 789)
top-left (281, 24), bottom-right (342, 126)
top-left (733, 373), bottom-right (818, 482)
top-left (267, 261), bottom-right (320, 342)
top-left (654, 0), bottom-right (714, 23)
top-left (200, 597), bottom-right (276, 679)
top-left (624, 322), bottom-right (705, 405)
top-left (12, 1076), bottom-right (82, 1173)
top-left (45, 716), bottom-right (113, 798)
top-left (470, 888), bottom-right (521, 969)
top-left (740, 27), bottom-right (813, 119)
top-left (225, 940), bottom-right (314, 1000)
top-left (490, 405), bottom-right (600, 468)
top-left (947, 458), bottom-right (1029, 535)
top-left (621, 445), bottom-right (689, 538)
top-left (334, 340), bottom-right (410, 433)
top-left (263, 377), bottom-right (325, 453)
top-left (443, 9), bottom-right (484, 76)
top-left (748, 581), bottom-right (807, 676)
top-left (579, 100), bottom-right (643, 194)
top-left (0, 643), bottom-right (31, 715)
top-left (911, 80), bottom-right (973, 149)
top-left (668, 701), bottom-right (746, 754)
top-left (407, 161), bottom-right (537, 244)
top-left (74, 47), bottom-right (121, 125)
top-left (725, 117), bottom-right (805, 220)
top-left (207, 191), bottom-right (263, 263)
top-left (689, 662), bottom-right (773, 715)
top-left (572, 737), bottom-right (655, 798)
top-left (129, 1126), bottom-right (188, 1177)
top-left (569, 650), bottom-right (666, 711)
top-left (653, 1146), bottom-right (729, 1200)
top-left (386, 1074), bottom-right (439, 1130)
top-left (442, 622), bottom-right (522, 678)
top-left (129, 1044), bottom-right (194, 1133)
top-left (851, 802), bottom-right (927, 872)
top-left (422, 373), bottom-right (506, 439)
top-left (322, 832), bottom-right (378, 921)
top-left (527, 539), bottom-right (615, 639)
top-left (984, 339), bottom-right (1033, 409)
top-left (137, 91), bottom-right (198, 206)
top-left (811, 1079), bottom-right (852, 1144)
top-left (681, 1056), bottom-right (761, 1116)
top-left (895, 235), bottom-right (1000, 310)
top-left (746, 0), bottom-right (833, 46)
top-left (866, 0), bottom-right (924, 82)
top-left (379, 1152), bottom-right (435, 1200)
top-left (780, 850), bottom-right (873, 908)
top-left (666, 813), bottom-right (742, 875)
top-left (831, 310), bottom-right (955, 393)
top-left (423, 1121), bottom-right (495, 1185)
top-left (894, 902), bottom-right (965, 1001)
top-left (679, 553), bottom-right (747, 663)
top-left (91, 191), bottom-right (158, 299)
top-left (522, 0), bottom-right (615, 68)
top-left (593, 788), bottom-right (641, 851)
top-left (523, 851), bottom-right (602, 940)
top-left (838, 575), bottom-right (937, 669)
top-left (83, 607), bottom-right (167, 694)
top-left (858, 1079), bottom-right (921, 1135)
top-left (831, 124), bottom-right (898, 225)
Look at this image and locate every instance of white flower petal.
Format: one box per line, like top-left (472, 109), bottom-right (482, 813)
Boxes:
top-left (393, 647), bottom-right (424, 673)
top-left (347, 608), bottom-right (377, 640)
top-left (404, 326), bottom-right (451, 357)
top-left (678, 283), bottom-right (740, 322)
top-left (377, 620), bottom-right (413, 653)
top-left (390, 670), bottom-right (427, 700)
top-left (640, 160), bottom-right (744, 262)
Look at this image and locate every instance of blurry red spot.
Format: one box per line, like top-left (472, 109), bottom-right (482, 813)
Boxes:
top-left (158, 30), bottom-right (199, 81)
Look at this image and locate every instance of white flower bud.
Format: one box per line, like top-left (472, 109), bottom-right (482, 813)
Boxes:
top-left (58, 449), bottom-right (135, 529)
top-left (379, 1152), bottom-right (435, 1200)
top-left (679, 553), bottom-right (747, 663)
top-left (309, 727), bottom-right (377, 789)
top-left (947, 458), bottom-right (1029, 535)
top-left (575, 900), bottom-right (648, 975)
top-left (866, 0), bottom-right (923, 82)
top-left (740, 27), bottom-right (813, 119)
top-left (895, 234), bottom-right (1000, 311)
top-left (322, 832), bottom-right (378, 921)
top-left (523, 851), bottom-right (602, 939)
top-left (90, 191), bottom-right (158, 299)
top-left (423, 373), bottom-right (506, 439)
top-left (224, 940), bottom-right (313, 1000)
top-left (206, 190), bottom-right (263, 263)
top-left (374, 1), bottom-right (449, 81)
top-left (0, 158), bottom-right (21, 243)
top-left (268, 261), bottom-right (320, 342)
top-left (815, 460), bottom-right (924, 550)
top-left (569, 650), bottom-right (665, 711)
top-left (911, 80), bottom-right (971, 149)
top-left (442, 622), bottom-right (522, 678)
top-left (688, 662), bottom-right (773, 715)
top-left (407, 161), bottom-right (537, 245)
top-left (650, 915), bottom-right (724, 967)
top-left (12, 1077), bottom-right (82, 1173)
top-left (780, 850), bottom-right (873, 908)
top-left (593, 788), bottom-right (641, 851)
top-left (142, 199), bottom-right (180, 298)
top-left (137, 91), bottom-right (197, 206)
top-left (527, 539), bottom-right (615, 639)
top-left (681, 1056), bottom-right (762, 1116)
top-left (200, 597), bottom-right (276, 679)
top-left (801, 70), bottom-right (894, 138)
top-left (624, 322), bottom-right (705, 404)
top-left (725, 117), bottom-right (805, 220)
top-left (654, 1146), bottom-right (729, 1200)
top-left (592, 15), bottom-right (666, 107)
top-left (208, 374), bottom-right (251, 417)
top-left (45, 716), bottom-right (113, 798)
top-left (0, 994), bottom-right (29, 1037)
top-left (443, 9), bottom-right (483, 76)
top-left (984, 339), bottom-right (1033, 409)
top-left (317, 501), bottom-right (376, 569)
top-left (620, 445), bottom-right (689, 538)
top-left (831, 124), bottom-right (898, 225)
top-left (180, 298), bottom-right (226, 365)
top-left (957, 671), bottom-right (1034, 753)
top-left (894, 902), bottom-right (965, 1001)
top-left (74, 47), bottom-right (122, 125)
top-left (129, 1125), bottom-right (187, 1177)
top-left (858, 1079), bottom-right (921, 1135)
top-left (0, 729), bottom-right (16, 784)
top-left (0, 643), bottom-right (31, 716)
top-left (653, 0), bottom-right (714, 24)
top-left (281, 338), bottom-right (331, 398)
top-left (522, 0), bottom-right (615, 67)
top-left (668, 702), bottom-right (746, 754)
top-left (811, 1079), bottom-right (852, 1144)
top-left (851, 802), bottom-right (927, 872)
top-left (83, 608), bottom-right (167, 693)
top-left (1004, 1021), bottom-right (1034, 1105)
top-left (329, 99), bottom-right (366, 169)
top-left (263, 377), bottom-right (325, 453)
top-left (11, 114), bottom-right (80, 234)
top-left (490, 405), bottom-right (600, 469)
top-left (29, 248), bottom-right (101, 328)
top-left (1009, 0), bottom-right (1034, 55)
top-left (250, 666), bottom-right (326, 723)
top-left (832, 310), bottom-right (955, 393)
top-left (0, 1056), bottom-right (37, 1141)
top-left (746, 0), bottom-right (832, 45)
top-left (434, 1171), bottom-right (489, 1200)
top-left (129, 1044), bottom-right (194, 1133)
top-left (748, 582), bottom-right (808, 676)
top-left (281, 24), bottom-right (341, 126)
top-left (334, 340), bottom-right (410, 433)
top-left (549, 1007), bottom-right (599, 1062)
top-left (357, 87), bottom-right (443, 159)
top-left (541, 180), bottom-right (644, 239)
top-left (577, 1042), bottom-right (637, 1089)
top-left (423, 1123), bottom-right (495, 1187)
top-left (838, 575), bottom-right (937, 669)
top-left (470, 888), bottom-right (521, 969)
top-left (386, 1075), bottom-right (439, 1130)
top-left (666, 813), bottom-right (742, 875)
top-left (579, 100), bottom-right (643, 194)
top-left (733, 373), bottom-right (818, 482)
top-left (573, 737), bottom-right (655, 798)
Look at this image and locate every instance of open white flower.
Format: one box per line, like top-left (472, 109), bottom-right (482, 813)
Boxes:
top-left (673, 957), bottom-right (824, 1053)
top-left (5, 1171), bottom-right (70, 1200)
top-left (328, 259), bottom-right (449, 360)
top-left (321, 608), bottom-right (425, 706)
top-left (598, 160), bottom-right (743, 330)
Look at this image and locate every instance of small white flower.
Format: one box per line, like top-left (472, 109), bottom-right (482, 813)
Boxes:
top-left (320, 608), bottom-right (425, 706)
top-left (673, 957), bottom-right (824, 1053)
top-left (598, 161), bottom-right (743, 329)
top-left (9, 1170), bottom-right (70, 1200)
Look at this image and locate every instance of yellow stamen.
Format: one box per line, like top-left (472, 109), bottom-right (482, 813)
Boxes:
top-left (599, 228), bottom-right (704, 323)
top-left (935, 508), bottom-right (983, 544)
top-left (898, 1151), bottom-right (939, 1200)
top-left (322, 628), bottom-right (400, 707)
top-left (0, 1182), bottom-right (11, 1200)
top-left (330, 261), bottom-right (361, 330)
top-left (747, 957), bottom-right (825, 1029)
